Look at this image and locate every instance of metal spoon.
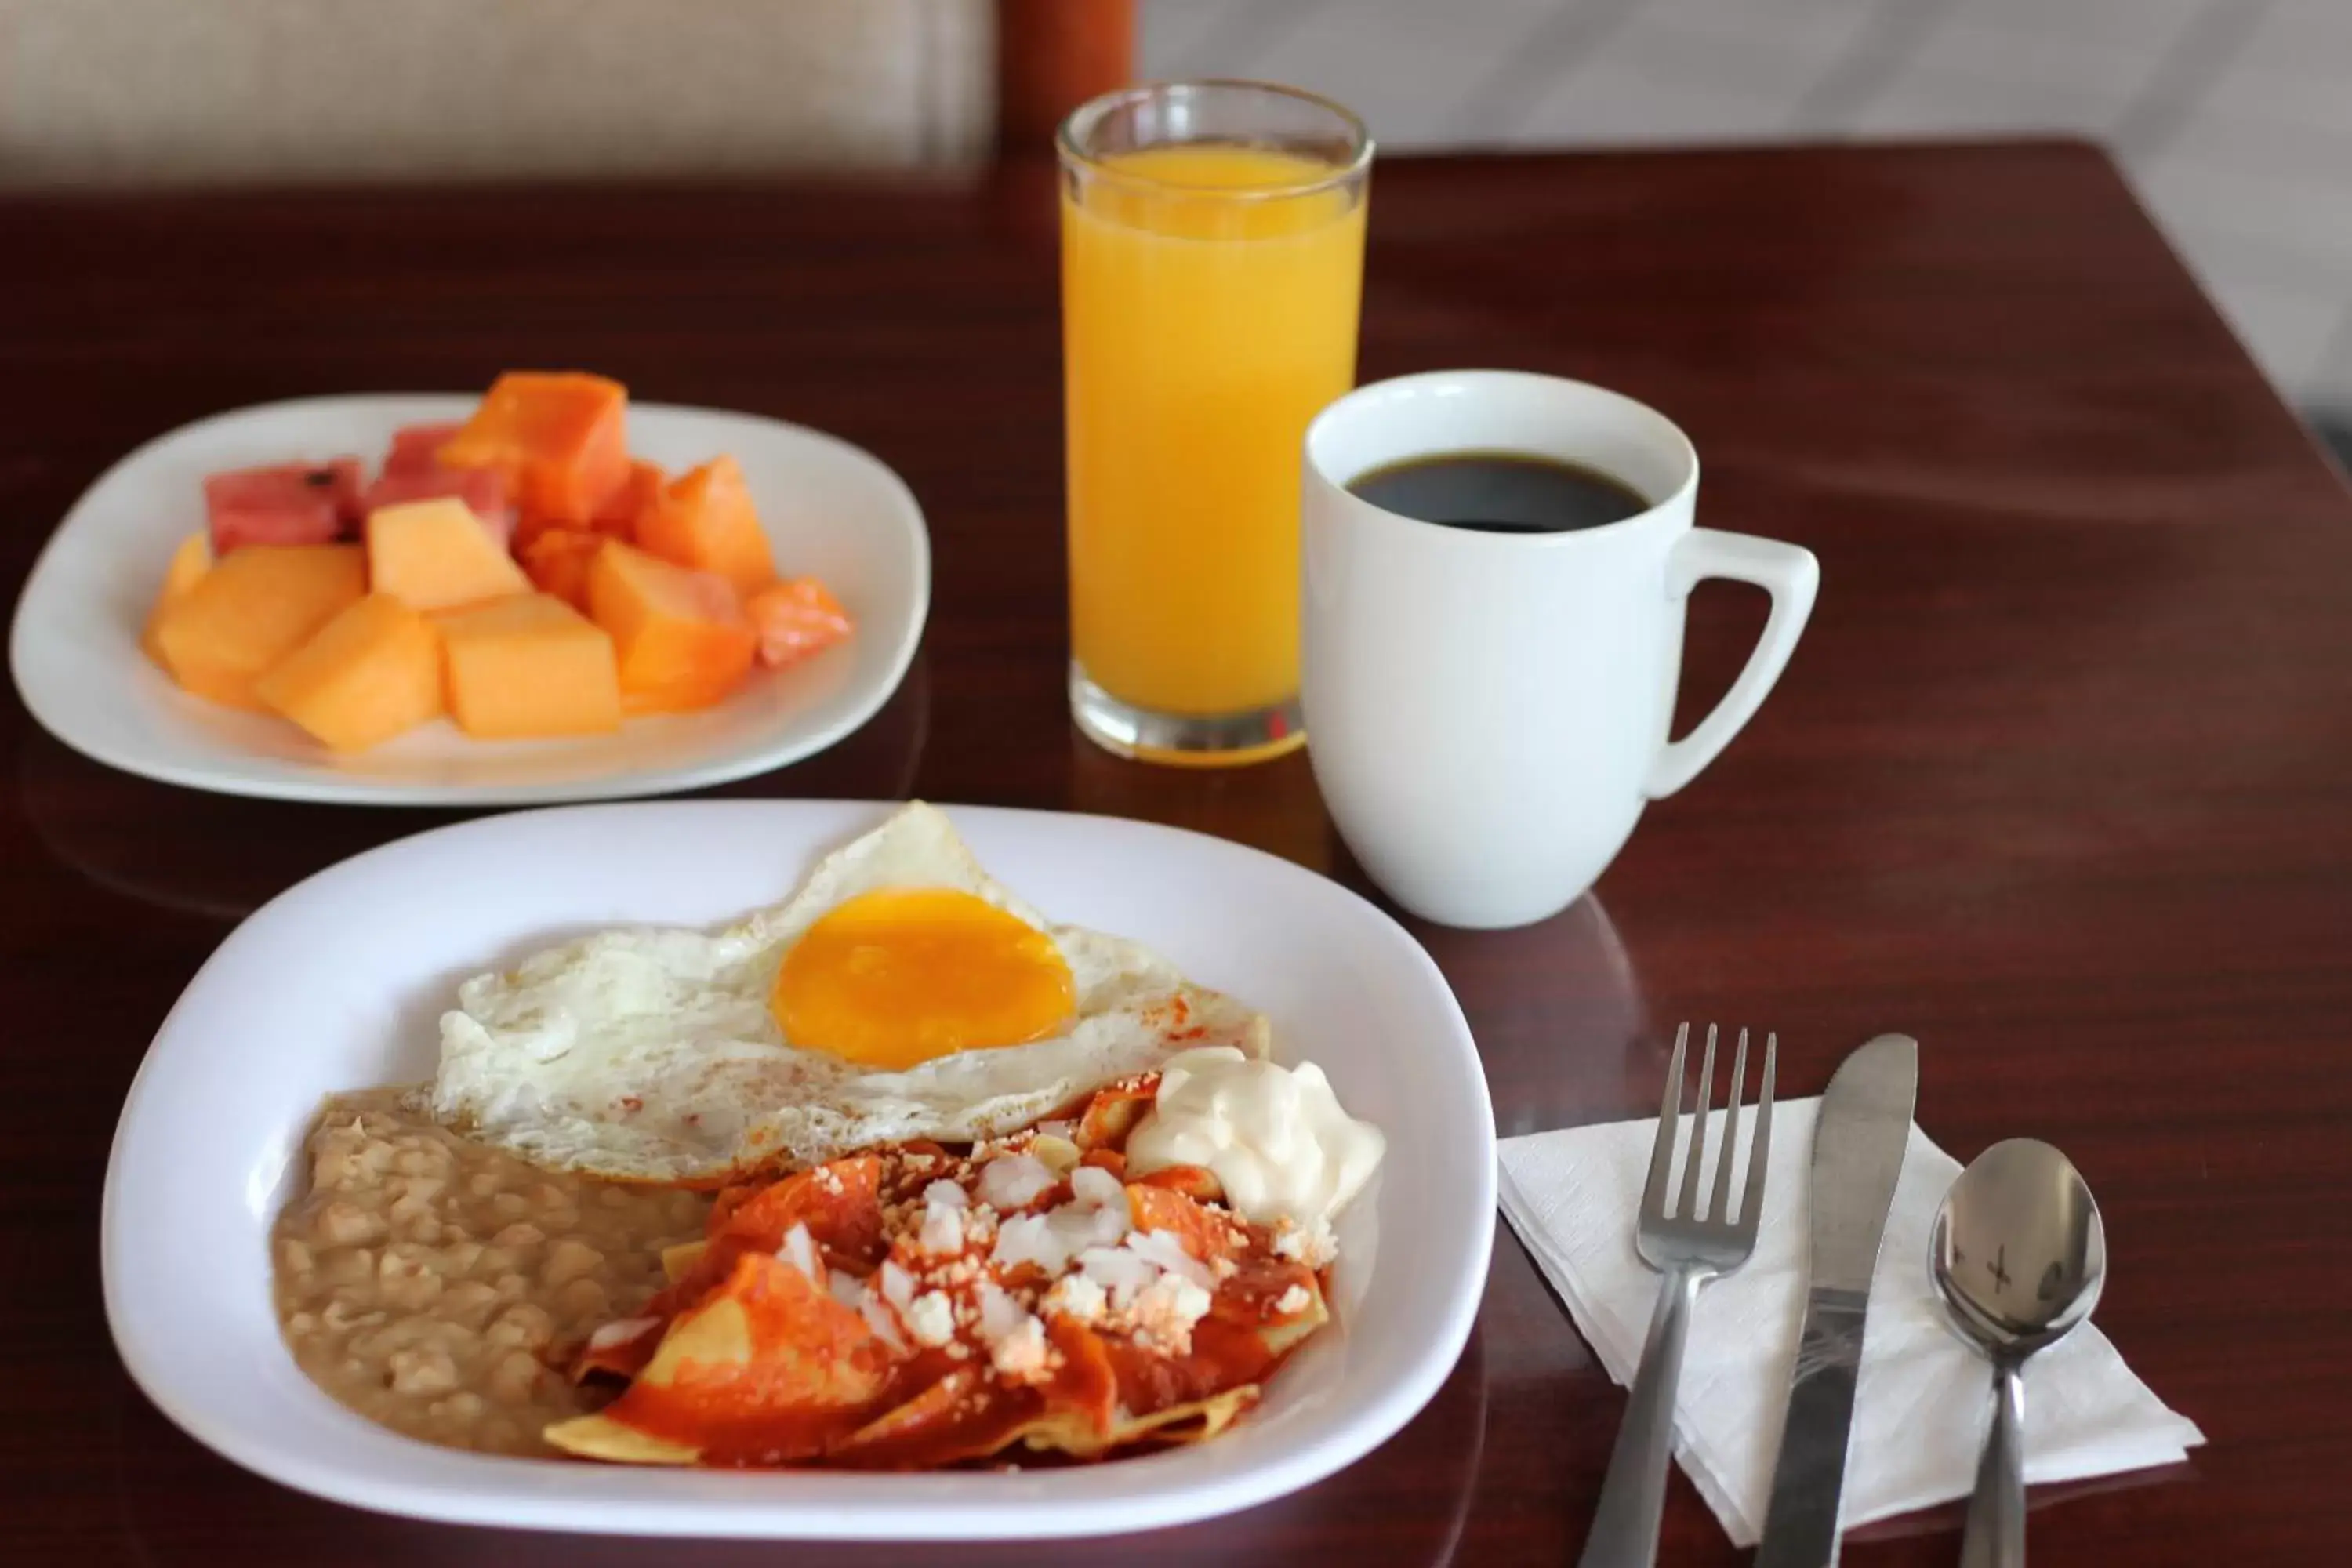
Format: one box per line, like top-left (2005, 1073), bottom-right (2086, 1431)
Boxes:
top-left (1928, 1138), bottom-right (2107, 1568)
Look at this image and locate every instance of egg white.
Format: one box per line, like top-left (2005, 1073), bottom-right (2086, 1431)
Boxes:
top-left (431, 802), bottom-right (1264, 1182)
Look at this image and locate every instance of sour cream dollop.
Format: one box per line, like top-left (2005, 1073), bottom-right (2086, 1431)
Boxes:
top-left (1125, 1046), bottom-right (1385, 1231)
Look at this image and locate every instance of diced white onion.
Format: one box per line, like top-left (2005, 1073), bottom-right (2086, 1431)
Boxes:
top-left (978, 1153), bottom-right (1056, 1211)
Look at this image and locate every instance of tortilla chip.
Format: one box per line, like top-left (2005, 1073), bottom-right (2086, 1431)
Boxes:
top-left (1075, 1080), bottom-right (1155, 1150)
top-left (543, 1412), bottom-right (700, 1465)
top-left (660, 1240), bottom-right (707, 1283)
top-left (1026, 1385), bottom-right (1260, 1457)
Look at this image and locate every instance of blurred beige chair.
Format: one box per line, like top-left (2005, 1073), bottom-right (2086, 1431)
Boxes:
top-left (0, 0), bottom-right (1126, 187)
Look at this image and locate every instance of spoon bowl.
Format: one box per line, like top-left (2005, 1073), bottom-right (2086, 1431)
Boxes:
top-left (1930, 1138), bottom-right (2107, 1568)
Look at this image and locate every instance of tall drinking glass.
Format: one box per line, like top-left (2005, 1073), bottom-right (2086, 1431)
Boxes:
top-left (1058, 81), bottom-right (1371, 766)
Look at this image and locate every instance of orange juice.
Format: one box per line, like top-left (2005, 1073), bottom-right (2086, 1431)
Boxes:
top-left (1061, 144), bottom-right (1367, 748)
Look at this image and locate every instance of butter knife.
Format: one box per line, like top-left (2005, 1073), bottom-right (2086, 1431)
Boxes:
top-left (1754, 1033), bottom-right (1920, 1568)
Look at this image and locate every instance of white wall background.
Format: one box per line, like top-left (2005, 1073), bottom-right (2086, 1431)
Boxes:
top-left (1144, 0), bottom-right (2352, 419)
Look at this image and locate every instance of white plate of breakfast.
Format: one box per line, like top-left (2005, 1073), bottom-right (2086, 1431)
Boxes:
top-left (9, 383), bottom-right (928, 805)
top-left (102, 800), bottom-right (1495, 1539)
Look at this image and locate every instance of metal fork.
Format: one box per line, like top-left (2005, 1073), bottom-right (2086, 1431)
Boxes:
top-left (1577, 1022), bottom-right (1778, 1568)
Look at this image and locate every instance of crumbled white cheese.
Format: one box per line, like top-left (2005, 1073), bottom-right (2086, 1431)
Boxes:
top-left (1041, 1271), bottom-right (1107, 1326)
top-left (905, 1290), bottom-right (956, 1348)
top-left (1272, 1218), bottom-right (1337, 1269)
top-left (989, 1316), bottom-right (1051, 1381)
top-left (1131, 1272), bottom-right (1213, 1348)
top-left (1274, 1283), bottom-right (1312, 1316)
top-left (921, 1178), bottom-right (967, 1211)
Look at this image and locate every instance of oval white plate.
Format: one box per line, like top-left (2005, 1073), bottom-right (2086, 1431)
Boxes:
top-left (8, 395), bottom-right (929, 805)
top-left (103, 801), bottom-right (1494, 1540)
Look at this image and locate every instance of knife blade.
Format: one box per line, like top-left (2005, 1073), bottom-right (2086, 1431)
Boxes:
top-left (1754, 1033), bottom-right (1920, 1568)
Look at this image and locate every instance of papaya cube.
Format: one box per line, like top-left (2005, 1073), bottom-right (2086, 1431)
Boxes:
top-left (586, 541), bottom-right (757, 712)
top-left (746, 578), bottom-right (853, 668)
top-left (519, 528), bottom-right (607, 612)
top-left (151, 543), bottom-right (366, 710)
top-left (141, 532), bottom-right (214, 668)
top-left (635, 456), bottom-right (777, 598)
top-left (438, 372), bottom-right (629, 526)
top-left (437, 593), bottom-right (623, 739)
top-left (366, 496), bottom-right (531, 612)
top-left (594, 459), bottom-right (668, 539)
top-left (254, 593), bottom-right (443, 753)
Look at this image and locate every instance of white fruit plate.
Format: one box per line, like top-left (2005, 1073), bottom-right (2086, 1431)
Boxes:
top-left (103, 801), bottom-right (1495, 1539)
top-left (9, 394), bottom-right (928, 805)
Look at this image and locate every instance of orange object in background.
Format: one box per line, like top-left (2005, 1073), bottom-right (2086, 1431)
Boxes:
top-left (140, 532), bottom-right (213, 666)
top-left (586, 541), bottom-right (757, 713)
top-left (150, 543), bottom-right (366, 709)
top-left (439, 372), bottom-right (630, 525)
top-left (637, 456), bottom-right (777, 598)
top-left (746, 579), bottom-right (851, 668)
top-left (521, 528), bottom-right (608, 611)
top-left (996, 0), bottom-right (1134, 154)
top-left (254, 593), bottom-right (443, 753)
top-left (436, 593), bottom-right (623, 739)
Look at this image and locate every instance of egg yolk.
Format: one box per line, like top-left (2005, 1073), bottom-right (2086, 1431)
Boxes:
top-left (771, 888), bottom-right (1076, 1069)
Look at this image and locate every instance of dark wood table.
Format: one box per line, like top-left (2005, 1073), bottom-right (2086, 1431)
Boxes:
top-left (4, 142), bottom-right (2347, 1566)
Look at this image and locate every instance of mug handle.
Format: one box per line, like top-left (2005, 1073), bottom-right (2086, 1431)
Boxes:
top-left (1643, 529), bottom-right (1820, 799)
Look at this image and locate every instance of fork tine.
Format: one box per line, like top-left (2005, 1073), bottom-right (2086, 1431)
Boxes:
top-left (1675, 1024), bottom-right (1718, 1221)
top-left (1737, 1033), bottom-right (1778, 1229)
top-left (1708, 1028), bottom-right (1749, 1223)
top-left (1642, 1022), bottom-right (1689, 1211)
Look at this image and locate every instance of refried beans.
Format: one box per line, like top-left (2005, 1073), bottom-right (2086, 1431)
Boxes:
top-left (270, 1088), bottom-right (711, 1457)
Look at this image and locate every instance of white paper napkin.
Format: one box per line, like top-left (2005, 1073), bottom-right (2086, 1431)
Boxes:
top-left (1498, 1099), bottom-right (2204, 1547)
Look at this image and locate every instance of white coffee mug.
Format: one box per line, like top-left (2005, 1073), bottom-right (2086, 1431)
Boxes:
top-left (1301, 370), bottom-right (1819, 929)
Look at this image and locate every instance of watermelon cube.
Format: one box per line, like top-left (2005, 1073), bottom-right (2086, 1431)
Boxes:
top-left (381, 422), bottom-right (467, 479)
top-left (360, 465), bottom-right (517, 550)
top-left (204, 460), bottom-right (365, 554)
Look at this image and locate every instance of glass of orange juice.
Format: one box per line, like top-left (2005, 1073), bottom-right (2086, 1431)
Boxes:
top-left (1058, 81), bottom-right (1372, 766)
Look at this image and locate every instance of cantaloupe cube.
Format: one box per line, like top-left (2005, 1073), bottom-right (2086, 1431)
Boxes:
top-left (518, 528), bottom-right (607, 612)
top-left (439, 372), bottom-right (629, 525)
top-left (635, 456), bottom-right (777, 599)
top-left (437, 593), bottom-right (623, 739)
top-left (151, 543), bottom-right (366, 710)
top-left (141, 532), bottom-right (214, 668)
top-left (367, 497), bottom-right (532, 612)
top-left (586, 541), bottom-right (757, 712)
top-left (253, 593), bottom-right (443, 753)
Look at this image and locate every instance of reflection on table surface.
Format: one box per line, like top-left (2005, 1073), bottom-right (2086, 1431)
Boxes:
top-left (20, 652), bottom-right (932, 924)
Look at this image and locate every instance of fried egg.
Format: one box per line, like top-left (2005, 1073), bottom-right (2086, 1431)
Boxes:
top-left (431, 803), bottom-right (1263, 1182)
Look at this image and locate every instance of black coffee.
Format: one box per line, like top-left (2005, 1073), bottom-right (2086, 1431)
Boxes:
top-left (1347, 451), bottom-right (1648, 534)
